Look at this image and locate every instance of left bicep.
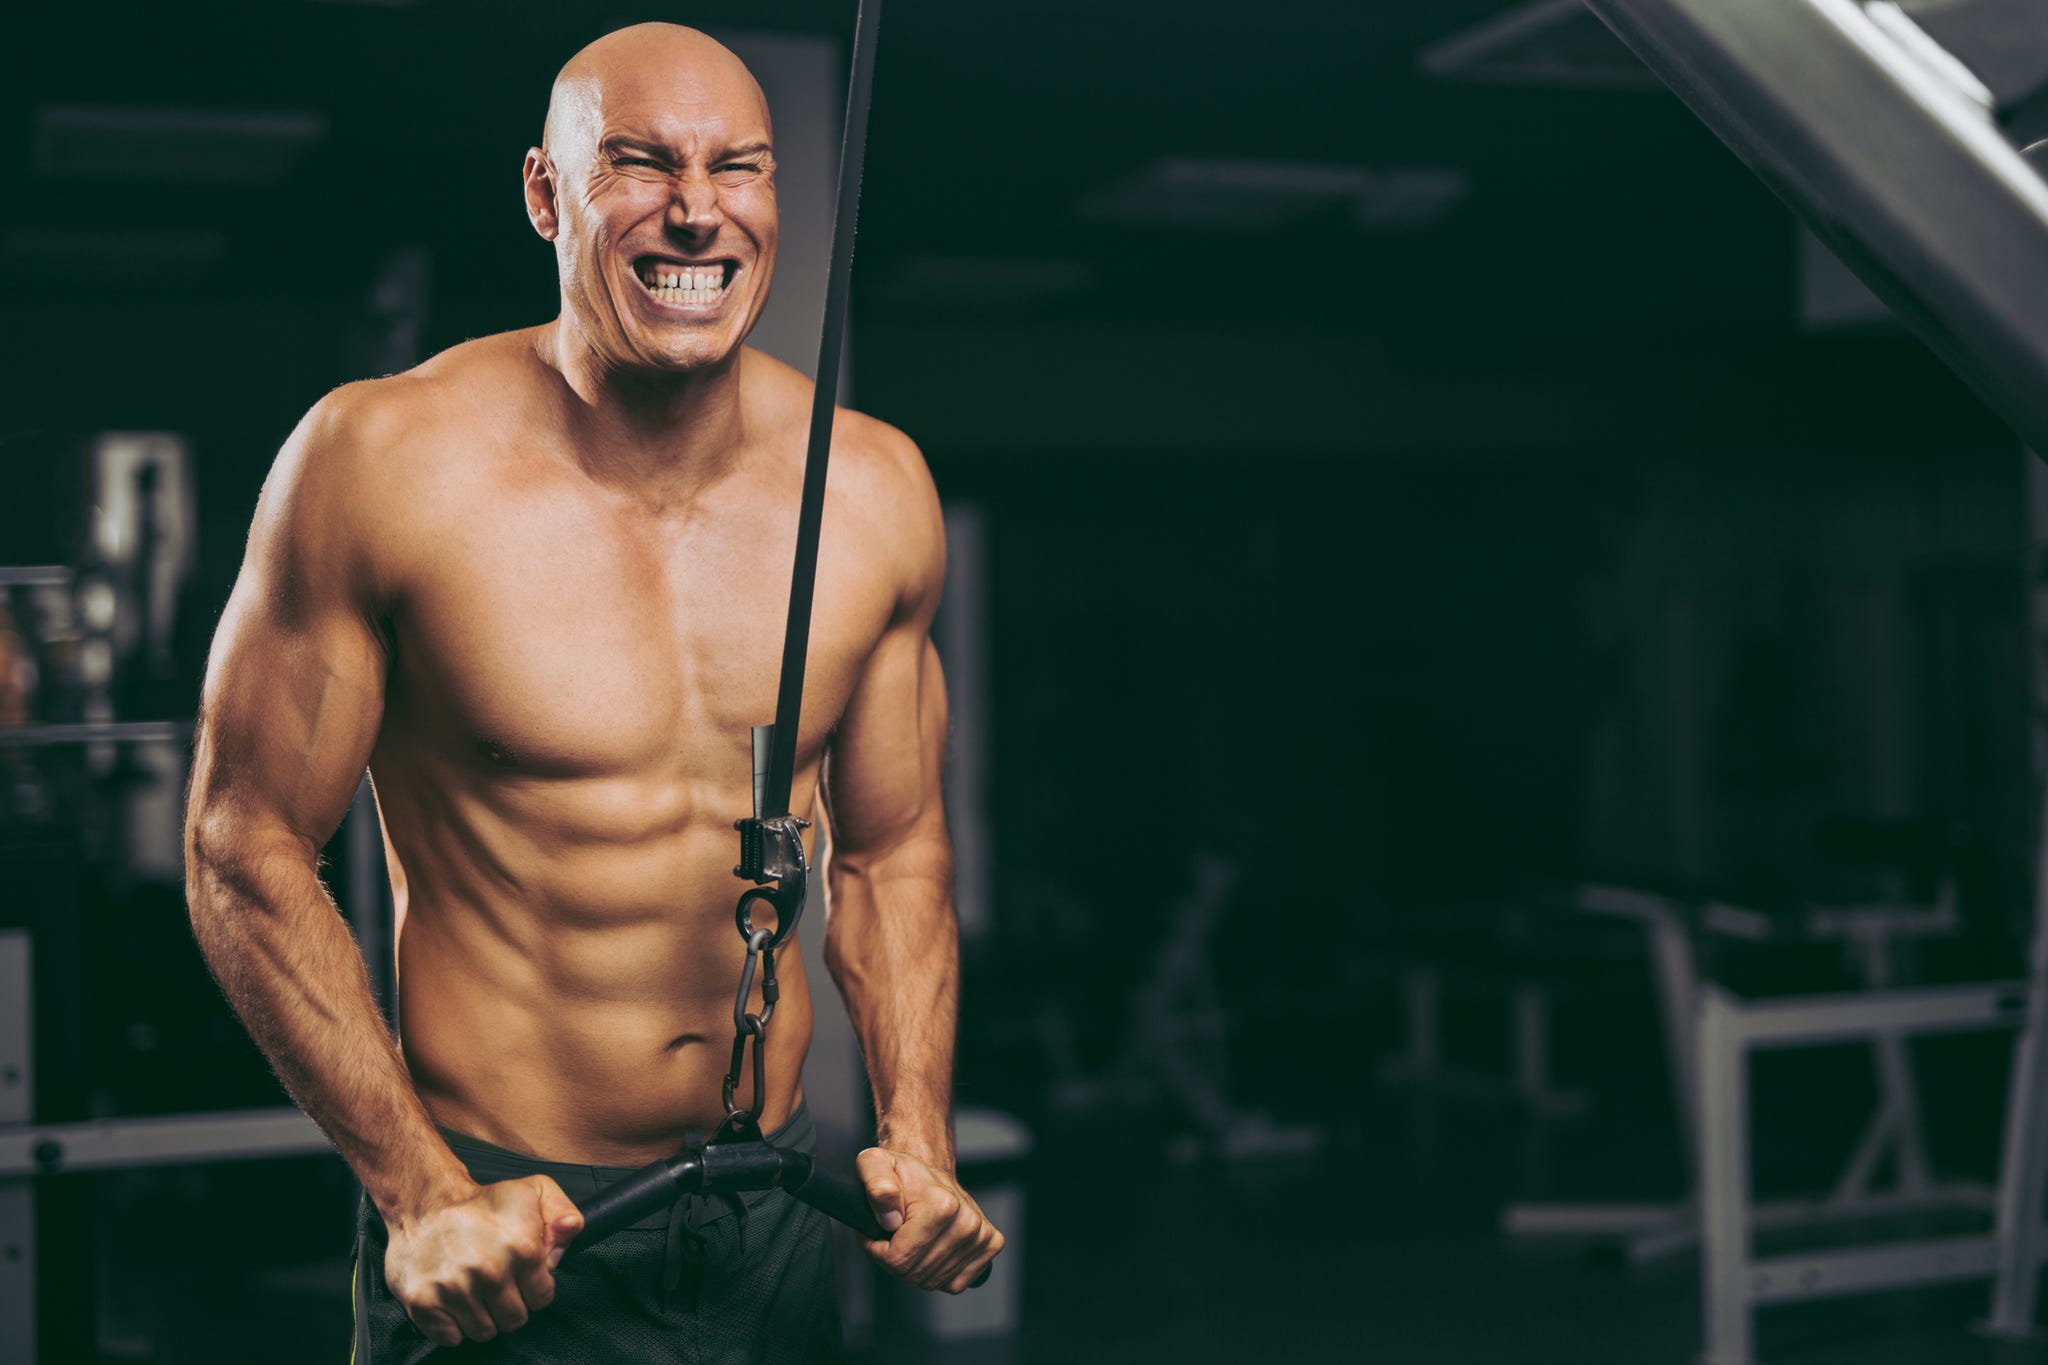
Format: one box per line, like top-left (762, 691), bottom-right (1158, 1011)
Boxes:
top-left (825, 625), bottom-right (949, 858)
top-left (823, 425), bottom-right (950, 859)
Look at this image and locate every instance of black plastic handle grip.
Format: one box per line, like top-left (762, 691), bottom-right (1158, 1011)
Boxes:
top-left (570, 1146), bottom-right (992, 1290)
top-left (570, 1155), bottom-right (699, 1247)
top-left (780, 1151), bottom-right (887, 1238)
top-left (782, 1151), bottom-right (992, 1289)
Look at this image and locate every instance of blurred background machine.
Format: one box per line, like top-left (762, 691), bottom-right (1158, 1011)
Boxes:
top-left (0, 429), bottom-right (336, 1365)
top-left (1423, 2), bottom-right (2048, 1361)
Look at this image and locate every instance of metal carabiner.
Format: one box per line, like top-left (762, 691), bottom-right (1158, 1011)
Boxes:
top-left (732, 928), bottom-right (774, 1033)
top-left (721, 1012), bottom-right (766, 1117)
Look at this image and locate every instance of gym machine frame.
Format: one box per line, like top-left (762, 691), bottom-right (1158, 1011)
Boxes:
top-left (0, 718), bottom-right (338, 1365)
top-left (1501, 885), bottom-right (2027, 1365)
top-left (1566, 0), bottom-right (2048, 1359)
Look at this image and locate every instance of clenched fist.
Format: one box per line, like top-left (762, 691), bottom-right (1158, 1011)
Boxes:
top-left (857, 1147), bottom-right (1004, 1294)
top-left (383, 1174), bottom-right (585, 1346)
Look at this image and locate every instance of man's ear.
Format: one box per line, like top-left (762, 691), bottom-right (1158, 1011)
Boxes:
top-left (523, 148), bottom-right (560, 241)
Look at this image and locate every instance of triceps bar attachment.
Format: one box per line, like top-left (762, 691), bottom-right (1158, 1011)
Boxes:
top-left (569, 1125), bottom-right (888, 1251)
top-left (567, 1125), bottom-right (989, 1288)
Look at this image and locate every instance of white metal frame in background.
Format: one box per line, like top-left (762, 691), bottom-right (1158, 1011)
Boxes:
top-left (1696, 978), bottom-right (2030, 1365)
top-left (1503, 884), bottom-right (2041, 1365)
top-left (1558, 0), bottom-right (2048, 1356)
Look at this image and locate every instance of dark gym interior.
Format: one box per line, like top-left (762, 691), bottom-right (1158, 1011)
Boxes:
top-left (7, 2), bottom-right (2048, 1362)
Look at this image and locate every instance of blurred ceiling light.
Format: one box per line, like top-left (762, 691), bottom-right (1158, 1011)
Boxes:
top-left (6, 229), bottom-right (230, 268)
top-left (1419, 0), bottom-right (1657, 89)
top-left (1354, 168), bottom-right (1473, 228)
top-left (32, 105), bottom-right (327, 184)
top-left (1078, 157), bottom-right (1469, 230)
top-left (882, 255), bottom-right (1091, 306)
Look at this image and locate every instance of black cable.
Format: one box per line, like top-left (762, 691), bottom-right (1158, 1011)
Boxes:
top-left (761, 0), bottom-right (884, 820)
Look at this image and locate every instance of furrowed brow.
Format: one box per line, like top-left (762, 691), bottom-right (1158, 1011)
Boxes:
top-left (600, 136), bottom-right (673, 159)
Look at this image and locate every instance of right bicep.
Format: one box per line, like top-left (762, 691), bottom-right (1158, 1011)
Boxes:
top-left (189, 394), bottom-right (393, 854)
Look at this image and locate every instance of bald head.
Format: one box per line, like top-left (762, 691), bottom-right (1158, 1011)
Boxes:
top-left (543, 23), bottom-right (771, 170)
top-left (522, 21), bottom-right (780, 377)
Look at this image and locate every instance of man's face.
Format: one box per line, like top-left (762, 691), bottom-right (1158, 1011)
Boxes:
top-left (534, 56), bottom-right (777, 375)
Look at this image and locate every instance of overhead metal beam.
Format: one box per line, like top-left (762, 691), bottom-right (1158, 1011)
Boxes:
top-left (1902, 0), bottom-right (2048, 112)
top-left (1420, 0), bottom-right (1658, 90)
top-left (1584, 0), bottom-right (2048, 454)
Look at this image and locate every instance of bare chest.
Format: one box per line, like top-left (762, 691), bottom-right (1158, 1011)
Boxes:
top-left (384, 476), bottom-right (887, 781)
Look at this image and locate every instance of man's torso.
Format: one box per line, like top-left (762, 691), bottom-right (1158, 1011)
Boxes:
top-left (341, 330), bottom-right (909, 1163)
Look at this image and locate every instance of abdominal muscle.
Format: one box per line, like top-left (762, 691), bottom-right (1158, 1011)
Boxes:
top-left (374, 753), bottom-right (819, 1168)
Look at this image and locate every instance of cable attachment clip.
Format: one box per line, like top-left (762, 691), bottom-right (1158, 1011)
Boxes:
top-left (733, 723), bottom-right (811, 951)
top-left (734, 814), bottom-right (810, 887)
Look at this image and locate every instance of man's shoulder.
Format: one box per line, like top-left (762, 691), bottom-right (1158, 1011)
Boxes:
top-left (780, 382), bottom-right (943, 608)
top-left (742, 345), bottom-right (937, 521)
top-left (283, 331), bottom-right (547, 498)
top-left (309, 331), bottom-right (542, 452)
top-left (833, 406), bottom-right (933, 502)
top-left (262, 331), bottom-right (550, 583)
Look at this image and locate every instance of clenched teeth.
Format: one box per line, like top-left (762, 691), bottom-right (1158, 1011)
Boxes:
top-left (638, 262), bottom-right (729, 306)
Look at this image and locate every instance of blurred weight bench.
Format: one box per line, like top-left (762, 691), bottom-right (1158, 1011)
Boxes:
top-left (1377, 893), bottom-right (1644, 1119)
top-left (1503, 881), bottom-right (2026, 1365)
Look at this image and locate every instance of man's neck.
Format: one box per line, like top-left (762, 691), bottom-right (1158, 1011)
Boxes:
top-left (538, 319), bottom-right (751, 504)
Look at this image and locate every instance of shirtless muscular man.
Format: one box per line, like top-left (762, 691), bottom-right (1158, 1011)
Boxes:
top-left (185, 23), bottom-right (1000, 1362)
